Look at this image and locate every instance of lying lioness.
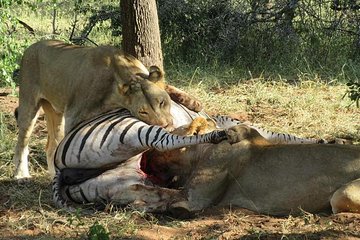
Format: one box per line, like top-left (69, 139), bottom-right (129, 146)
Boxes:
top-left (13, 40), bottom-right (200, 179)
top-left (148, 122), bottom-right (360, 216)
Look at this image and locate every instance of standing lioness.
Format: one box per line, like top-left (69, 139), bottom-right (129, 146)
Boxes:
top-left (13, 40), bottom-right (173, 179)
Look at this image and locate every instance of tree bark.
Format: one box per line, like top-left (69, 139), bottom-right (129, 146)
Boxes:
top-left (121, 0), bottom-right (163, 70)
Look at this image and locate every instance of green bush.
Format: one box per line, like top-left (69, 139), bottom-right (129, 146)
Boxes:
top-left (157, 0), bottom-right (360, 81)
top-left (2, 0), bottom-right (360, 89)
top-left (0, 0), bottom-right (121, 88)
top-left (88, 221), bottom-right (110, 240)
top-left (344, 80), bottom-right (360, 107)
top-left (0, 1), bottom-right (25, 89)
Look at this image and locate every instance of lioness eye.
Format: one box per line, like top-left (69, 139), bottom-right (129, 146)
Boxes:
top-left (160, 100), bottom-right (165, 107)
top-left (139, 110), bottom-right (148, 116)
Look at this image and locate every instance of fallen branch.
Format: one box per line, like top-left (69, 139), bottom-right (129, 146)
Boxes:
top-left (17, 19), bottom-right (35, 35)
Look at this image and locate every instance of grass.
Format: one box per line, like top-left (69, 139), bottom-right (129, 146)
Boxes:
top-left (167, 71), bottom-right (359, 143)
top-left (0, 78), bottom-right (359, 238)
top-left (0, 1), bottom-right (359, 239)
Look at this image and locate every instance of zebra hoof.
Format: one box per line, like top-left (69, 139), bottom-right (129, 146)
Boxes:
top-left (327, 138), bottom-right (353, 145)
top-left (168, 201), bottom-right (193, 219)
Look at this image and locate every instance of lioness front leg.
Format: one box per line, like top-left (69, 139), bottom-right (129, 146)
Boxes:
top-left (226, 125), bottom-right (271, 145)
top-left (146, 66), bottom-right (203, 112)
top-left (13, 96), bottom-right (42, 179)
top-left (165, 85), bottom-right (203, 112)
top-left (171, 117), bottom-right (215, 136)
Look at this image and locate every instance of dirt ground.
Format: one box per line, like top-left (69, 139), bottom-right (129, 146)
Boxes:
top-left (1, 88), bottom-right (360, 240)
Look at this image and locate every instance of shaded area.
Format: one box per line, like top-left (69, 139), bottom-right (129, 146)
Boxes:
top-left (0, 86), bottom-right (359, 239)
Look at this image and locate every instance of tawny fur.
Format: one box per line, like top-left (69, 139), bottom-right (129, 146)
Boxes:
top-left (14, 39), bottom-right (173, 179)
top-left (148, 123), bottom-right (360, 216)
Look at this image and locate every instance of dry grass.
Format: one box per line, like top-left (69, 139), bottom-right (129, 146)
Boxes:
top-left (0, 80), bottom-right (359, 239)
top-left (2, 2), bottom-right (359, 238)
top-left (178, 79), bottom-right (359, 143)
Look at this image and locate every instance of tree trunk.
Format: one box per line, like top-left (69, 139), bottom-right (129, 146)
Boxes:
top-left (121, 0), bottom-right (163, 70)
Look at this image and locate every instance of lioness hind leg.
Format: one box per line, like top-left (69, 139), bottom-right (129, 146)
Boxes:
top-left (330, 178), bottom-right (360, 214)
top-left (13, 100), bottom-right (41, 179)
top-left (41, 100), bottom-right (64, 176)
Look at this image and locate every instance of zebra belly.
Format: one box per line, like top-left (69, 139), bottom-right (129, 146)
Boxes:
top-left (54, 120), bottom-right (150, 169)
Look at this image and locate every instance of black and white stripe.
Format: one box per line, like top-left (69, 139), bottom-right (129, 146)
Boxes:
top-left (212, 115), bottom-right (327, 144)
top-left (54, 109), bottom-right (226, 170)
top-left (53, 102), bottom-right (329, 210)
top-left (53, 106), bottom-right (227, 208)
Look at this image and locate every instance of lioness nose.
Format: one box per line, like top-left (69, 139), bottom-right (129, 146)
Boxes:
top-left (162, 118), bottom-right (174, 131)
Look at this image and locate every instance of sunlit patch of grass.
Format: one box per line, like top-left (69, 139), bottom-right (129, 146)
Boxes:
top-left (168, 72), bottom-right (359, 143)
top-left (0, 2), bottom-right (358, 239)
top-left (0, 69), bottom-right (359, 238)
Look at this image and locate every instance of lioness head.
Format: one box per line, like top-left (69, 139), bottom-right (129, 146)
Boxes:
top-left (107, 55), bottom-right (173, 128)
top-left (114, 78), bottom-right (173, 129)
top-left (137, 79), bottom-right (173, 129)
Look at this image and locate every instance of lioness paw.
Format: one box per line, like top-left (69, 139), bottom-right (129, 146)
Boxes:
top-left (186, 117), bottom-right (209, 135)
top-left (225, 125), bottom-right (251, 144)
top-left (184, 99), bottom-right (203, 112)
top-left (165, 85), bottom-right (203, 112)
top-left (172, 94), bottom-right (203, 112)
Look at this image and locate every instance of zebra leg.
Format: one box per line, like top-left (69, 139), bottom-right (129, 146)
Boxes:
top-left (212, 115), bottom-right (327, 144)
top-left (58, 158), bottom-right (187, 213)
top-left (212, 115), bottom-right (244, 129)
top-left (61, 168), bottom-right (111, 185)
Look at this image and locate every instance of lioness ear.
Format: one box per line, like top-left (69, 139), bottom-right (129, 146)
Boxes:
top-left (148, 65), bottom-right (164, 83)
top-left (136, 72), bottom-right (150, 79)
